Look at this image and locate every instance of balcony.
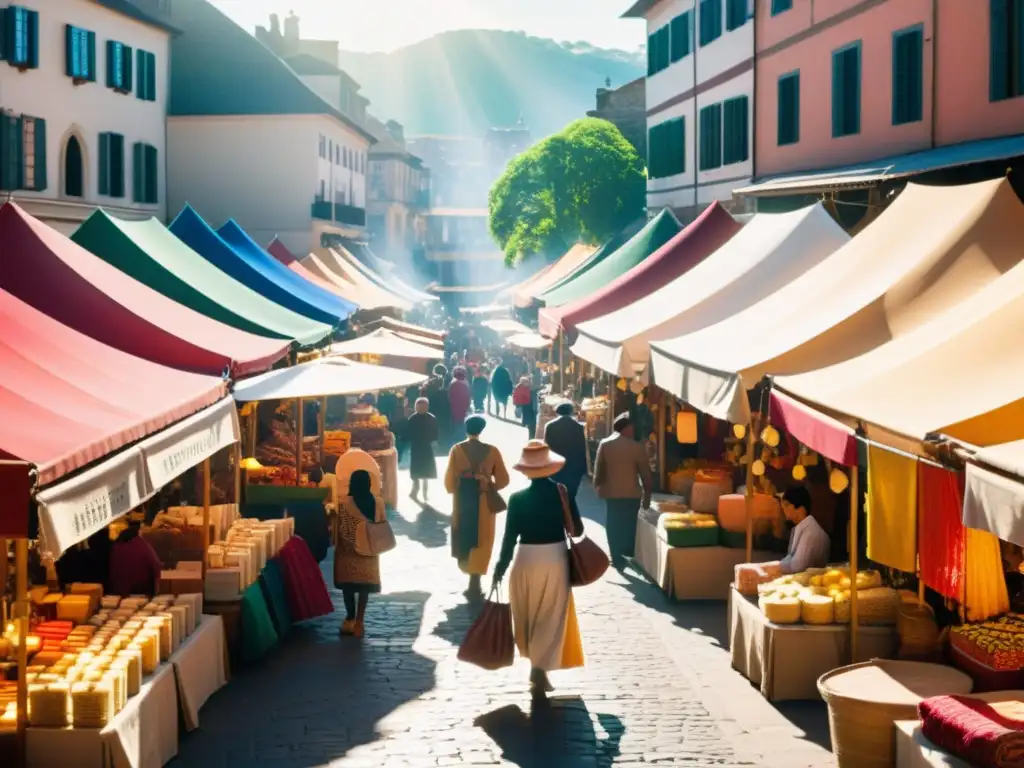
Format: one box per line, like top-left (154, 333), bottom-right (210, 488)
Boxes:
top-left (334, 203), bottom-right (366, 227)
top-left (311, 199), bottom-right (332, 221)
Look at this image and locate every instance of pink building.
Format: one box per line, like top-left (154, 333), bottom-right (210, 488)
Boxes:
top-left (747, 0), bottom-right (1024, 195)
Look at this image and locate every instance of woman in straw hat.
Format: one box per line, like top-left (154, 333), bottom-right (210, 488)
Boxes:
top-left (493, 440), bottom-right (585, 696)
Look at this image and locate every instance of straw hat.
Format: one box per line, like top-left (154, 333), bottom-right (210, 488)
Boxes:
top-left (513, 440), bottom-right (565, 479)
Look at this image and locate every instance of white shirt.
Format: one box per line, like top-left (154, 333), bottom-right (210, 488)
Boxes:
top-left (779, 515), bottom-right (830, 574)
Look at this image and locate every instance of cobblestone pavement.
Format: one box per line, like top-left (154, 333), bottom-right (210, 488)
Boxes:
top-left (174, 416), bottom-right (834, 767)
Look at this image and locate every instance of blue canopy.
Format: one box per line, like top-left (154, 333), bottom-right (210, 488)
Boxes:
top-left (168, 206), bottom-right (352, 326)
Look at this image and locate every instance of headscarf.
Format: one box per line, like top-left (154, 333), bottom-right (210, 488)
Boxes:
top-left (465, 414), bottom-right (487, 436)
top-left (349, 469), bottom-right (376, 521)
top-left (453, 366), bottom-right (468, 381)
top-left (415, 397), bottom-right (429, 413)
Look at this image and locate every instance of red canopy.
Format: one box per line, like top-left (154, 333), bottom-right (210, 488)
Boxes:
top-left (0, 285), bottom-right (226, 534)
top-left (267, 237), bottom-right (352, 299)
top-left (537, 202), bottom-right (741, 337)
top-left (0, 204), bottom-right (289, 376)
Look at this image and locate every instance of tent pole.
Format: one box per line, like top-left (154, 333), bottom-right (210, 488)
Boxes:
top-left (295, 398), bottom-right (304, 487)
top-left (320, 396), bottom-right (328, 467)
top-left (201, 458), bottom-right (211, 581)
top-left (15, 538), bottom-right (27, 766)
top-left (849, 467), bottom-right (860, 663)
top-left (233, 441), bottom-right (241, 534)
top-left (657, 399), bottom-right (667, 492)
top-left (558, 332), bottom-right (565, 394)
top-left (743, 428), bottom-right (756, 563)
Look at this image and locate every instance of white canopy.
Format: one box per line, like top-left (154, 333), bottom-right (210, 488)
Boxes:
top-left (483, 317), bottom-right (533, 335)
top-left (328, 328), bottom-right (445, 360)
top-left (965, 441), bottom-right (1024, 548)
top-left (572, 204), bottom-right (848, 376)
top-left (506, 332), bottom-right (551, 350)
top-left (232, 358), bottom-right (427, 402)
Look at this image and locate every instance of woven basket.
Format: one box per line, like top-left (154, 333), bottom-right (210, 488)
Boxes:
top-left (897, 602), bottom-right (939, 660)
top-left (818, 659), bottom-right (973, 768)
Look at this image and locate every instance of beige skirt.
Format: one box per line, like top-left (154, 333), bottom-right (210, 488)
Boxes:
top-left (509, 542), bottom-right (584, 672)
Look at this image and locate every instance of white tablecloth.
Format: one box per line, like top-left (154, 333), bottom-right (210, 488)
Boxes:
top-left (27, 662), bottom-right (178, 768)
top-left (371, 447), bottom-right (398, 507)
top-left (172, 615), bottom-right (228, 731)
top-left (894, 720), bottom-right (970, 768)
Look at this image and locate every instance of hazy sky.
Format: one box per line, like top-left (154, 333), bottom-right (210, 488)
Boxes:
top-left (208, 0), bottom-right (646, 54)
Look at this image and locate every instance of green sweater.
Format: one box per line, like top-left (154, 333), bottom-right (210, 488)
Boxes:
top-left (494, 478), bottom-right (584, 581)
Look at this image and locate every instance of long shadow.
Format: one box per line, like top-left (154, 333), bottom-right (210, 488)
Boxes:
top-left (474, 697), bottom-right (624, 768)
top-left (173, 590), bottom-right (436, 767)
top-left (431, 596), bottom-right (482, 647)
top-left (388, 503), bottom-right (450, 549)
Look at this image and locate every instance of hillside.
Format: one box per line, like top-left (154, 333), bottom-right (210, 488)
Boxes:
top-left (338, 30), bottom-right (645, 139)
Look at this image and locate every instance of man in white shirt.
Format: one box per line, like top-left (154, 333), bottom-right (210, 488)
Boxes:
top-left (779, 486), bottom-right (830, 574)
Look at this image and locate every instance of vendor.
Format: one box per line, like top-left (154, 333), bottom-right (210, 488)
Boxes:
top-left (779, 486), bottom-right (830, 574)
top-left (109, 511), bottom-right (164, 597)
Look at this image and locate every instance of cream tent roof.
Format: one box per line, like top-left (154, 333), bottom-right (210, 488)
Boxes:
top-left (650, 179), bottom-right (1024, 424)
top-left (233, 357), bottom-right (428, 402)
top-left (512, 244), bottom-right (597, 308)
top-left (303, 249), bottom-right (412, 311)
top-left (572, 204), bottom-right (849, 377)
top-left (507, 332), bottom-right (552, 350)
top-left (329, 328), bottom-right (444, 360)
top-left (484, 317), bottom-right (533, 335)
top-left (964, 440), bottom-right (1024, 547)
top-left (333, 244), bottom-right (437, 304)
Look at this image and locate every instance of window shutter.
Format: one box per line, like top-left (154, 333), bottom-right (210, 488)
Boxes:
top-left (145, 144), bottom-right (158, 203)
top-left (991, 0), bottom-right (1010, 101)
top-left (33, 117), bottom-right (45, 191)
top-left (147, 53), bottom-right (156, 101)
top-left (831, 50), bottom-right (844, 137)
top-left (132, 142), bottom-right (143, 202)
top-left (111, 133), bottom-right (124, 198)
top-left (893, 29), bottom-right (923, 125)
top-left (26, 9), bottom-right (38, 68)
top-left (647, 32), bottom-right (656, 75)
top-left (136, 49), bottom-right (145, 98)
top-left (123, 46), bottom-right (133, 93)
top-left (0, 9), bottom-right (6, 61)
top-left (107, 41), bottom-right (117, 87)
top-left (98, 133), bottom-right (109, 195)
top-left (65, 25), bottom-right (76, 77)
top-left (0, 115), bottom-right (16, 191)
top-left (87, 31), bottom-right (96, 81)
top-left (846, 47), bottom-right (861, 134)
top-left (1015, 0), bottom-right (1024, 96)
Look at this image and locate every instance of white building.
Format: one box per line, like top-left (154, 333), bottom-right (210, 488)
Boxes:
top-left (623, 0), bottom-right (754, 221)
top-left (0, 0), bottom-right (173, 234)
top-left (162, 0), bottom-right (376, 257)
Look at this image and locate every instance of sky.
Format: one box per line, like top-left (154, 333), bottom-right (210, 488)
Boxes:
top-left (207, 0), bottom-right (646, 54)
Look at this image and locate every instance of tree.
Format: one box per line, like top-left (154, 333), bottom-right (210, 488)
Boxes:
top-left (488, 118), bottom-right (646, 265)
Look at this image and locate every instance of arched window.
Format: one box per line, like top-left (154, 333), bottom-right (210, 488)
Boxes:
top-left (64, 135), bottom-right (84, 197)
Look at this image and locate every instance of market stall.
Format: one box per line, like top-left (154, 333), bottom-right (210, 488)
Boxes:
top-left (296, 248), bottom-right (413, 312)
top-left (330, 243), bottom-right (437, 305)
top-left (329, 328), bottom-right (443, 374)
top-left (511, 243), bottom-right (597, 309)
top-left (263, 237), bottom-right (367, 305)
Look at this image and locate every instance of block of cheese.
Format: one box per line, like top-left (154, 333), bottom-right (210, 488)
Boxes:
top-left (224, 550), bottom-right (253, 586)
top-left (70, 583), bottom-right (104, 615)
top-left (176, 593), bottom-right (203, 623)
top-left (143, 618), bottom-right (173, 660)
top-left (72, 682), bottom-right (114, 728)
top-left (115, 649), bottom-right (143, 696)
top-left (690, 477), bottom-right (733, 513)
top-left (100, 596), bottom-right (121, 610)
top-left (130, 632), bottom-right (159, 674)
top-left (759, 595), bottom-right (802, 624)
top-left (56, 596), bottom-right (92, 624)
top-left (102, 667), bottom-right (127, 713)
top-left (165, 605), bottom-right (190, 640)
top-left (29, 683), bottom-right (70, 727)
top-left (204, 567), bottom-right (242, 602)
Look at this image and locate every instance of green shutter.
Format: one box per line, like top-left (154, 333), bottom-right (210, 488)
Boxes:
top-left (65, 25), bottom-right (76, 77)
top-left (648, 33), bottom-right (656, 76)
top-left (87, 31), bottom-right (96, 81)
top-left (0, 9), bottom-right (7, 61)
top-left (670, 13), bottom-right (688, 62)
top-left (111, 134), bottom-right (124, 197)
top-left (1016, 0), bottom-right (1024, 97)
top-left (98, 133), bottom-right (110, 195)
top-left (772, 0), bottom-right (793, 15)
top-left (647, 125), bottom-right (656, 177)
top-left (106, 41), bottom-right (117, 87)
top-left (778, 72), bottom-right (800, 146)
top-left (132, 142), bottom-right (143, 202)
top-left (136, 49), bottom-right (145, 98)
top-left (0, 114), bottom-right (20, 191)
top-left (145, 145), bottom-right (158, 203)
top-left (726, 0), bottom-right (747, 31)
top-left (123, 46), bottom-right (133, 92)
top-left (33, 118), bottom-right (45, 191)
top-left (26, 9), bottom-right (37, 69)
top-left (892, 28), bottom-right (923, 125)
top-left (991, 0), bottom-right (1010, 101)
top-left (146, 53), bottom-right (156, 101)
top-left (832, 45), bottom-right (861, 137)
top-left (723, 96), bottom-right (748, 165)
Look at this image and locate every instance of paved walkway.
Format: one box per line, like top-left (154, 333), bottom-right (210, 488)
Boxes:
top-left (173, 416), bottom-right (834, 767)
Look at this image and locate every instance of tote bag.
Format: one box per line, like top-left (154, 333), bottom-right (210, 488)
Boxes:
top-left (557, 484), bottom-right (609, 587)
top-left (457, 587), bottom-right (515, 670)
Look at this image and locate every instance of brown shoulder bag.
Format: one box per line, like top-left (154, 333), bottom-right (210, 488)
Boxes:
top-left (557, 484), bottom-right (609, 587)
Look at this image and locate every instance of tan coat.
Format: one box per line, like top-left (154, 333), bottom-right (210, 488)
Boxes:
top-left (593, 432), bottom-right (652, 501)
top-left (445, 438), bottom-right (510, 575)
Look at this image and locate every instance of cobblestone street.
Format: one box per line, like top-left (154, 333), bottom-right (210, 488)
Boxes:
top-left (174, 417), bottom-right (834, 767)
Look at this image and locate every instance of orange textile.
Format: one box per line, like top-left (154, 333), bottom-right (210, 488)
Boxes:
top-left (917, 464), bottom-right (966, 600)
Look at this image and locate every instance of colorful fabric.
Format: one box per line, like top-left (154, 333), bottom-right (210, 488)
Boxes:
top-left (919, 694), bottom-right (1024, 768)
top-left (866, 445), bottom-right (918, 572)
top-left (917, 464), bottom-right (966, 599)
top-left (277, 536), bottom-right (334, 622)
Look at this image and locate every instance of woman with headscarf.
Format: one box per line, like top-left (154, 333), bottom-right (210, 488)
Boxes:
top-left (406, 397), bottom-right (439, 501)
top-left (448, 367), bottom-right (471, 444)
top-left (493, 440), bottom-right (585, 695)
top-left (424, 363), bottom-right (451, 448)
top-left (333, 469), bottom-right (386, 638)
top-left (445, 415), bottom-right (510, 598)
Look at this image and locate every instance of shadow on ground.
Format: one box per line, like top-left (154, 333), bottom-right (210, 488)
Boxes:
top-left (475, 696), bottom-right (624, 768)
top-left (389, 503), bottom-right (451, 549)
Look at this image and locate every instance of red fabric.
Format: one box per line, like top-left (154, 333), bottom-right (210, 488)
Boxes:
top-left (276, 536), bottom-right (333, 621)
top-left (0, 203), bottom-right (288, 376)
top-left (109, 534), bottom-right (164, 597)
top-left (267, 238), bottom-right (297, 266)
top-left (513, 384), bottom-right (531, 406)
top-left (919, 695), bottom-right (1024, 768)
top-left (0, 462), bottom-right (31, 537)
top-left (449, 379), bottom-right (471, 423)
top-left (768, 390), bottom-right (858, 466)
top-left (537, 201), bottom-right (742, 337)
top-left (267, 237), bottom-right (354, 298)
top-left (917, 464), bottom-right (966, 600)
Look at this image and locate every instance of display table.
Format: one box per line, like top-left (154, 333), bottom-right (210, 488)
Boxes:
top-left (27, 662), bottom-right (179, 768)
top-left (894, 720), bottom-right (969, 768)
top-left (172, 615), bottom-right (229, 731)
top-left (728, 588), bottom-right (898, 701)
top-left (370, 446), bottom-right (398, 507)
top-left (634, 513), bottom-right (775, 600)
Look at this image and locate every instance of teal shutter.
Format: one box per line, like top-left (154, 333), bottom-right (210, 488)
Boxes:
top-left (0, 9), bottom-right (6, 61)
top-left (65, 25), bottom-right (76, 77)
top-left (892, 28), bottom-right (923, 125)
top-left (0, 114), bottom-right (20, 191)
top-left (726, 0), bottom-right (747, 31)
top-left (26, 9), bottom-right (37, 68)
top-left (670, 13), bottom-right (688, 62)
top-left (107, 41), bottom-right (117, 87)
top-left (1015, 0), bottom-right (1024, 98)
top-left (673, 117), bottom-right (685, 175)
top-left (991, 0), bottom-right (1010, 101)
top-left (98, 133), bottom-right (110, 195)
top-left (647, 125), bottom-right (656, 177)
top-left (723, 97), bottom-right (749, 165)
top-left (648, 32), bottom-right (656, 76)
top-left (136, 49), bottom-right (145, 98)
top-left (778, 72), bottom-right (800, 145)
top-left (146, 53), bottom-right (156, 101)
top-left (111, 134), bottom-right (124, 197)
top-left (771, 0), bottom-right (793, 15)
top-left (33, 118), bottom-right (45, 191)
top-left (132, 142), bottom-right (143, 202)
top-left (832, 45), bottom-right (861, 136)
top-left (123, 46), bottom-right (133, 92)
top-left (87, 32), bottom-right (96, 81)
top-left (145, 145), bottom-right (158, 203)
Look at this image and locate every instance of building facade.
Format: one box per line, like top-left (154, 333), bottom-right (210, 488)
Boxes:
top-left (0, 0), bottom-right (173, 234)
top-left (366, 116), bottom-right (430, 262)
top-left (588, 76), bottom-right (648, 159)
top-left (161, 1), bottom-right (375, 257)
top-left (624, 0), bottom-right (755, 220)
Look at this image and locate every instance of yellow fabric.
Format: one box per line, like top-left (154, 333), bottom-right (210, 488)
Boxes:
top-left (866, 445), bottom-right (918, 572)
top-left (444, 440), bottom-right (511, 576)
top-left (560, 592), bottom-right (585, 669)
top-left (964, 527), bottom-right (1011, 622)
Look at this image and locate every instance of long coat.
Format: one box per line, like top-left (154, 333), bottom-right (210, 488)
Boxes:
top-left (444, 438), bottom-right (510, 576)
top-left (405, 411), bottom-right (438, 480)
top-left (542, 415), bottom-right (588, 488)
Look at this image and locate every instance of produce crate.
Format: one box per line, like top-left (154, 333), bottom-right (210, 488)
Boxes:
top-left (662, 525), bottom-right (719, 548)
top-left (719, 529), bottom-right (747, 550)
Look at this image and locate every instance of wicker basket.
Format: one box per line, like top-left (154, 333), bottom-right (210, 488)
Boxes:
top-left (897, 602), bottom-right (939, 660)
top-left (817, 659), bottom-right (973, 768)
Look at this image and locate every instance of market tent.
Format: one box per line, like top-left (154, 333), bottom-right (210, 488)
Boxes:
top-left (483, 318), bottom-right (533, 335)
top-left (332, 243), bottom-right (437, 304)
top-left (329, 328), bottom-right (444, 360)
top-left (218, 220), bottom-right (356, 319)
top-left (507, 332), bottom-right (552, 350)
top-left (300, 249), bottom-right (413, 311)
top-left (574, 204), bottom-right (849, 377)
top-left (964, 441), bottom-right (1024, 548)
top-left (537, 209), bottom-right (682, 310)
top-left (650, 179), bottom-right (1024, 424)
top-left (265, 236), bottom-right (361, 301)
top-left (539, 202), bottom-right (741, 338)
top-left (71, 211), bottom-right (331, 347)
top-left (232, 357), bottom-right (428, 402)
top-left (363, 316), bottom-right (446, 344)
top-left (168, 206), bottom-right (343, 327)
top-left (0, 203), bottom-right (289, 377)
top-left (512, 244), bottom-right (597, 308)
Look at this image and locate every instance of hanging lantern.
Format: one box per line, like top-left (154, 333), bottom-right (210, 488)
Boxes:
top-left (752, 459), bottom-right (766, 476)
top-left (629, 378), bottom-right (645, 394)
top-left (830, 468), bottom-right (850, 494)
top-left (761, 424), bottom-right (781, 447)
top-left (675, 411), bottom-right (698, 444)
top-left (732, 423), bottom-right (746, 439)
top-left (792, 464), bottom-right (807, 481)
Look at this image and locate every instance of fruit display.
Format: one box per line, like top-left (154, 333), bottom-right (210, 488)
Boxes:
top-left (255, 415), bottom-right (319, 471)
top-left (338, 405), bottom-right (392, 452)
top-left (658, 511), bottom-right (719, 547)
top-left (324, 430), bottom-right (351, 459)
top-left (735, 561), bottom-right (784, 596)
top-left (950, 614), bottom-right (1024, 671)
top-left (754, 567), bottom-right (897, 626)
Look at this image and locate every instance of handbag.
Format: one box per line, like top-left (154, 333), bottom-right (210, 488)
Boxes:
top-left (456, 586), bottom-right (515, 670)
top-left (350, 501), bottom-right (397, 557)
top-left (557, 483), bottom-right (609, 587)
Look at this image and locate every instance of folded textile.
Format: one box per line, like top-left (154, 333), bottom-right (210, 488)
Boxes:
top-left (919, 694), bottom-right (1024, 768)
top-left (916, 464), bottom-right (965, 600)
top-left (276, 536), bottom-right (333, 622)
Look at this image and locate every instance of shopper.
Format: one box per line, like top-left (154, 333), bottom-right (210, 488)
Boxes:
top-left (593, 413), bottom-right (652, 570)
top-left (445, 415), bottom-right (510, 599)
top-left (424, 364), bottom-right (451, 448)
top-left (334, 469), bottom-right (386, 638)
top-left (490, 360), bottom-right (513, 418)
top-left (542, 400), bottom-right (588, 502)
top-left (449, 366), bottom-right (472, 444)
top-left (514, 376), bottom-right (538, 439)
top-left (493, 440), bottom-right (585, 696)
top-left (471, 367), bottom-right (490, 413)
top-left (406, 397), bottom-right (439, 501)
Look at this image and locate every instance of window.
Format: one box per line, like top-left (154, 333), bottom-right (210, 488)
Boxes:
top-left (133, 142), bottom-right (158, 204)
top-left (335, 145), bottom-right (340, 164)
top-left (647, 24), bottom-right (670, 75)
top-left (832, 42), bottom-right (862, 138)
top-left (670, 12), bottom-right (692, 62)
top-left (777, 71), bottom-right (800, 146)
top-left (699, 103), bottom-right (722, 171)
top-left (1, 6), bottom-right (39, 69)
top-left (699, 0), bottom-right (723, 46)
top-left (65, 26), bottom-right (96, 82)
top-left (892, 26), bottom-right (924, 125)
top-left (722, 96), bottom-right (749, 165)
top-left (0, 115), bottom-right (45, 190)
top-left (990, 0), bottom-right (1024, 101)
top-left (343, 147), bottom-right (349, 168)
top-left (771, 0), bottom-right (793, 15)
top-left (726, 0), bottom-right (748, 31)
top-left (647, 117), bottom-right (685, 179)
top-left (136, 50), bottom-right (157, 101)
top-left (106, 41), bottom-right (133, 92)
top-left (64, 135), bottom-right (84, 197)
top-left (98, 132), bottom-right (125, 197)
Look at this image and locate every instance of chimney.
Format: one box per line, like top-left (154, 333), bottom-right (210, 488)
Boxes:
top-left (284, 10), bottom-right (299, 41)
top-left (385, 120), bottom-right (405, 146)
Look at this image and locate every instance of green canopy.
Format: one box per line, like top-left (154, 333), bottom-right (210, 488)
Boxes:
top-left (72, 212), bottom-right (332, 348)
top-left (538, 210), bottom-right (681, 307)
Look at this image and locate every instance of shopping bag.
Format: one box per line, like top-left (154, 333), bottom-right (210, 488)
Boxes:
top-left (457, 588), bottom-right (515, 670)
top-left (354, 519), bottom-right (396, 556)
top-left (557, 483), bottom-right (609, 587)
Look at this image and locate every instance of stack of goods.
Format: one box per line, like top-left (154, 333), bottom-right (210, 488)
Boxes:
top-left (276, 536), bottom-right (333, 622)
top-left (21, 593), bottom-right (199, 728)
top-left (755, 567), bottom-right (899, 626)
top-left (324, 430), bottom-right (351, 460)
top-left (689, 468), bottom-right (734, 513)
top-left (716, 493), bottom-right (783, 548)
top-left (142, 511), bottom-right (205, 568)
top-left (255, 412), bottom-right (319, 472)
top-left (245, 463), bottom-right (320, 488)
top-left (657, 509), bottom-right (719, 548)
top-left (950, 614), bottom-right (1024, 691)
top-left (734, 562), bottom-right (783, 596)
top-left (581, 396), bottom-right (609, 443)
top-left (919, 692), bottom-right (1024, 768)
top-left (342, 405), bottom-right (392, 452)
top-left (205, 518), bottom-right (294, 602)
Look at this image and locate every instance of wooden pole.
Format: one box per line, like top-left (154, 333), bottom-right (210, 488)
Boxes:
top-left (201, 458), bottom-right (211, 581)
top-left (247, 404), bottom-right (258, 458)
top-left (743, 428), bottom-right (756, 562)
top-left (15, 538), bottom-right (28, 764)
top-left (657, 400), bottom-right (667, 492)
top-left (319, 395), bottom-right (328, 467)
top-left (849, 467), bottom-right (860, 663)
top-left (233, 441), bottom-right (242, 533)
top-left (558, 332), bottom-right (565, 394)
top-left (295, 398), bottom-right (304, 487)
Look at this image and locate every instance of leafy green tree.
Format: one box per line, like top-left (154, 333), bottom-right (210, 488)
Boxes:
top-left (488, 118), bottom-right (646, 264)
